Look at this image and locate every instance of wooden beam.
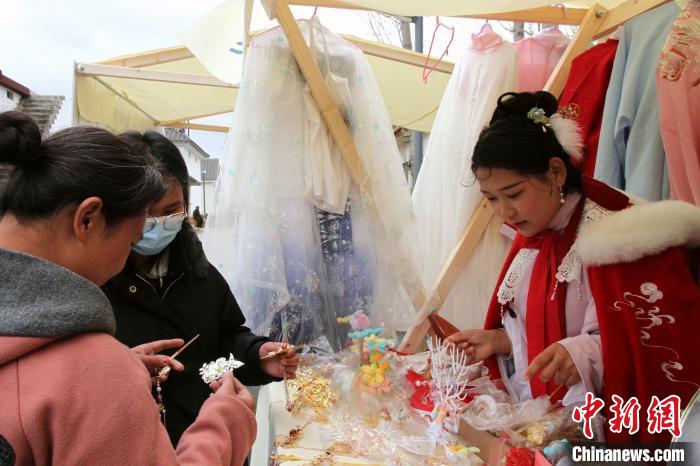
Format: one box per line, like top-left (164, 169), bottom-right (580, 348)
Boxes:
top-left (288, 0), bottom-right (362, 11)
top-left (399, 199), bottom-right (494, 352)
top-left (344, 35), bottom-right (454, 74)
top-left (544, 4), bottom-right (607, 98)
top-left (459, 6), bottom-right (588, 26)
top-left (594, 0), bottom-right (672, 40)
top-left (76, 63), bottom-right (237, 88)
top-left (97, 46), bottom-right (194, 68)
top-left (288, 0), bottom-right (586, 25)
top-left (166, 122), bottom-right (230, 133)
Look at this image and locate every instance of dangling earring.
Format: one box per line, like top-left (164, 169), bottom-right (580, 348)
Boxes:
top-left (559, 186), bottom-right (565, 205)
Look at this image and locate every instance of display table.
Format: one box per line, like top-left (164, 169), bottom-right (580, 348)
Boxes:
top-left (251, 382), bottom-right (381, 465)
top-left (248, 347), bottom-right (571, 466)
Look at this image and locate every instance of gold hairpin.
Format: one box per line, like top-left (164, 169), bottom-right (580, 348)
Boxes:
top-left (261, 343), bottom-right (295, 360)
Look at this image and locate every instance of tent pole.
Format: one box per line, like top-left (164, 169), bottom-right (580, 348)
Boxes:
top-left (411, 16), bottom-right (424, 189)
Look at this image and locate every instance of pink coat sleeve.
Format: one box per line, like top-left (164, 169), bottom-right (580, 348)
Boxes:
top-left (19, 333), bottom-right (255, 466)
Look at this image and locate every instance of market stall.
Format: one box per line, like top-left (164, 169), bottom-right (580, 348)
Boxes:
top-left (72, 0), bottom-right (697, 464)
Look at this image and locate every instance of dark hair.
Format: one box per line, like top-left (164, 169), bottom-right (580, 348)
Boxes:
top-left (471, 91), bottom-right (581, 193)
top-left (120, 130), bottom-right (190, 208)
top-left (0, 111), bottom-right (165, 224)
top-left (120, 130), bottom-right (204, 281)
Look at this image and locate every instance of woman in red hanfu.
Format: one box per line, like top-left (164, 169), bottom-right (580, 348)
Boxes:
top-left (446, 91), bottom-right (700, 443)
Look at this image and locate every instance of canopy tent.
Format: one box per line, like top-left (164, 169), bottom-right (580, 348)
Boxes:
top-left (74, 35), bottom-right (453, 134)
top-left (73, 0), bottom-right (672, 135)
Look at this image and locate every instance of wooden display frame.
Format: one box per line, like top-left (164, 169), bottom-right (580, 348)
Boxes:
top-left (256, 0), bottom-right (673, 355)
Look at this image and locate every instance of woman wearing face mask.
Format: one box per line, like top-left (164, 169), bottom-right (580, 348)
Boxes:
top-left (445, 91), bottom-right (700, 443)
top-left (0, 112), bottom-right (256, 466)
top-left (102, 131), bottom-right (299, 447)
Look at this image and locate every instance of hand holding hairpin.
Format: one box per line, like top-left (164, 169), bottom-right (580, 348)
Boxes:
top-left (259, 341), bottom-right (299, 380)
top-left (260, 343), bottom-right (296, 360)
top-left (131, 337), bottom-right (189, 383)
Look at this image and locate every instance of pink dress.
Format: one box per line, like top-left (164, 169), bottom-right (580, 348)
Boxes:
top-left (657, 2), bottom-right (700, 205)
top-left (515, 27), bottom-right (570, 92)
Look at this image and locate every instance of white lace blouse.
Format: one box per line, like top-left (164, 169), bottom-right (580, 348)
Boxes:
top-left (495, 192), bottom-right (605, 407)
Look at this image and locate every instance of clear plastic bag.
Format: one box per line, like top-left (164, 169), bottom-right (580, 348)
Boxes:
top-left (462, 394), bottom-right (552, 431)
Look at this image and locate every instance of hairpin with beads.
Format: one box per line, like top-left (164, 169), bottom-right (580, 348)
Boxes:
top-left (155, 334), bottom-right (200, 426)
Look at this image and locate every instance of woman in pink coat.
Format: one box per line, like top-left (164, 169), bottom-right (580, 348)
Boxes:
top-left (0, 111), bottom-right (256, 466)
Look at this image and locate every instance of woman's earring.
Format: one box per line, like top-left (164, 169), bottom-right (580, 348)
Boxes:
top-left (559, 186), bottom-right (565, 205)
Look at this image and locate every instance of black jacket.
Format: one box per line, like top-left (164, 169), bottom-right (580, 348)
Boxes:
top-left (102, 227), bottom-right (275, 446)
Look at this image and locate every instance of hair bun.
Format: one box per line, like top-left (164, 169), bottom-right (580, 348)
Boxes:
top-left (490, 91), bottom-right (559, 124)
top-left (0, 111), bottom-right (42, 168)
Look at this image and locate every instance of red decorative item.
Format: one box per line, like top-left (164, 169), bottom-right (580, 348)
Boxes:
top-left (405, 369), bottom-right (476, 412)
top-left (505, 447), bottom-right (535, 466)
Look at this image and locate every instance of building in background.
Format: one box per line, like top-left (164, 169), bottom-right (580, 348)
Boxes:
top-left (164, 127), bottom-right (220, 217)
top-left (0, 70), bottom-right (64, 135)
top-left (0, 70), bottom-right (64, 195)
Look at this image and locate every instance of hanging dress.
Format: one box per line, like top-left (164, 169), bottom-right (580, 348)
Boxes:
top-left (514, 27), bottom-right (570, 92)
top-left (657, 1), bottom-right (700, 205)
top-left (412, 29), bottom-right (518, 330)
top-left (558, 39), bottom-right (619, 177)
top-left (203, 18), bottom-right (424, 347)
top-left (595, 2), bottom-right (680, 201)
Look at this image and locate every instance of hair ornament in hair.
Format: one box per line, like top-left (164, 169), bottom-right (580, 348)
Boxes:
top-left (549, 111), bottom-right (584, 165)
top-left (526, 106), bottom-right (549, 129)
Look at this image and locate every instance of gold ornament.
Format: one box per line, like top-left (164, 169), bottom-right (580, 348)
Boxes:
top-left (286, 368), bottom-right (339, 414)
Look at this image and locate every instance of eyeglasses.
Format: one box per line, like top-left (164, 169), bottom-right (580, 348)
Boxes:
top-left (143, 211), bottom-right (186, 233)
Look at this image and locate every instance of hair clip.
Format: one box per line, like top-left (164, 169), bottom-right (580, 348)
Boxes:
top-left (558, 103), bottom-right (581, 120)
top-left (527, 106), bottom-right (549, 129)
top-left (260, 344), bottom-right (294, 360)
top-left (199, 354), bottom-right (245, 384)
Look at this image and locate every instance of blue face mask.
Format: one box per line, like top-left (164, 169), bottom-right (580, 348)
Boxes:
top-left (131, 214), bottom-right (185, 256)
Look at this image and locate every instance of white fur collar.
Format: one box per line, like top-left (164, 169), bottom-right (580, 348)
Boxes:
top-left (576, 200), bottom-right (700, 266)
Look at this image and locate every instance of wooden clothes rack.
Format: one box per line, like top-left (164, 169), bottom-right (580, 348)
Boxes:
top-left (258, 0), bottom-right (673, 353)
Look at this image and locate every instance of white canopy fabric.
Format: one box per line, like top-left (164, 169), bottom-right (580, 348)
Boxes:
top-left (75, 0), bottom-right (680, 133)
top-left (75, 36), bottom-right (452, 133)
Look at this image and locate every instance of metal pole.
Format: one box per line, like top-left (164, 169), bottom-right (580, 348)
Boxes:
top-left (201, 169), bottom-right (207, 216)
top-left (411, 16), bottom-right (424, 189)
